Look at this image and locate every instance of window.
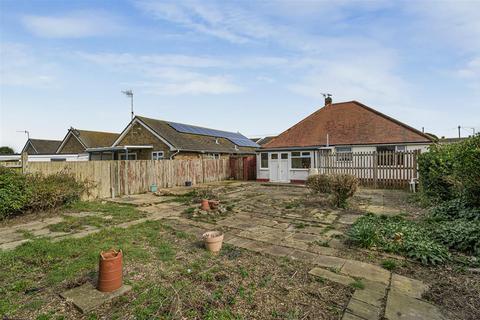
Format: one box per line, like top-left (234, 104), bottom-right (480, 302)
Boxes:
top-left (260, 153), bottom-right (268, 169)
top-left (51, 158), bottom-right (66, 162)
top-left (291, 151), bottom-right (311, 169)
top-left (281, 153), bottom-right (288, 159)
top-left (336, 147), bottom-right (352, 161)
top-left (377, 145), bottom-right (405, 166)
top-left (152, 151), bottom-right (164, 160)
top-left (271, 154), bottom-right (278, 160)
top-left (119, 153), bottom-right (137, 160)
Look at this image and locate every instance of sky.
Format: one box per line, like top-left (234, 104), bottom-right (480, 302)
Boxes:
top-left (1, 0), bottom-right (479, 152)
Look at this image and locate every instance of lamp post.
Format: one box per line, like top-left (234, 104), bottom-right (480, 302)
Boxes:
top-left (122, 89), bottom-right (134, 120)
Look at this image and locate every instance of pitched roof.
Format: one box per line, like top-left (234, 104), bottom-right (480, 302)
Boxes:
top-left (23, 139), bottom-right (62, 154)
top-left (130, 116), bottom-right (257, 154)
top-left (73, 129), bottom-right (119, 148)
top-left (58, 128), bottom-right (120, 152)
top-left (263, 101), bottom-right (433, 149)
top-left (251, 136), bottom-right (277, 145)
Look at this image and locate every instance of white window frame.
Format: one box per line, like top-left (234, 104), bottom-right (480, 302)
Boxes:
top-left (119, 153), bottom-right (137, 160)
top-left (290, 151), bottom-right (312, 170)
top-left (335, 147), bottom-right (353, 162)
top-left (152, 151), bottom-right (165, 160)
top-left (260, 152), bottom-right (269, 169)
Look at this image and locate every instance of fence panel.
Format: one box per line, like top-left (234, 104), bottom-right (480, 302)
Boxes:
top-left (318, 151), bottom-right (419, 189)
top-left (25, 158), bottom-right (231, 199)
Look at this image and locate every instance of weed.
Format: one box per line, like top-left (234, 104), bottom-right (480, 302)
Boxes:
top-left (238, 266), bottom-right (249, 278)
top-left (350, 279), bottom-right (365, 290)
top-left (294, 222), bottom-right (306, 229)
top-left (315, 240), bottom-right (331, 247)
top-left (381, 259), bottom-right (397, 271)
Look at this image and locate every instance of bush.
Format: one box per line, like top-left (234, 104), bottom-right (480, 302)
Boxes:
top-left (429, 198), bottom-right (480, 221)
top-left (418, 135), bottom-right (480, 207)
top-left (0, 168), bottom-right (30, 218)
top-left (329, 174), bottom-right (359, 208)
top-left (347, 214), bottom-right (450, 265)
top-left (306, 174), bottom-right (331, 194)
top-left (307, 173), bottom-right (359, 208)
top-left (0, 168), bottom-right (87, 219)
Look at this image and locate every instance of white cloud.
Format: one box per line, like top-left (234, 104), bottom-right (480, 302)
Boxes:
top-left (78, 52), bottom-right (243, 95)
top-left (21, 11), bottom-right (121, 38)
top-left (0, 43), bottom-right (57, 87)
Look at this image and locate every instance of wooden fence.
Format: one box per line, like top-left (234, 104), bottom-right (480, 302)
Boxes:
top-left (318, 151), bottom-right (419, 188)
top-left (230, 156), bottom-right (256, 181)
top-left (24, 159), bottom-right (230, 199)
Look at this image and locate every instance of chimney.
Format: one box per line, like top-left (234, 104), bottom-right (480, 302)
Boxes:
top-left (322, 93), bottom-right (332, 106)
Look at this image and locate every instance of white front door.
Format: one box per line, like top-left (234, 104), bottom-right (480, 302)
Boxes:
top-left (270, 153), bottom-right (289, 182)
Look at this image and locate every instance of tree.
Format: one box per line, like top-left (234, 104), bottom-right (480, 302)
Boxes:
top-left (0, 146), bottom-right (15, 154)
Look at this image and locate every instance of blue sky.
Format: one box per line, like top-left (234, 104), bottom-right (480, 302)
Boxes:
top-left (1, 0), bottom-right (479, 152)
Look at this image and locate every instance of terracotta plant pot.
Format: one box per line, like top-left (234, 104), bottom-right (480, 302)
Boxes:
top-left (201, 199), bottom-right (211, 211)
top-left (97, 249), bottom-right (123, 293)
top-left (208, 200), bottom-right (220, 210)
top-left (202, 231), bottom-right (224, 254)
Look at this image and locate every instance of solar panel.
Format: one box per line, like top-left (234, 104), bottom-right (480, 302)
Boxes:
top-left (168, 122), bottom-right (260, 148)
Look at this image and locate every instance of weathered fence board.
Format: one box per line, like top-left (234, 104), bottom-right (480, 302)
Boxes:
top-left (25, 159), bottom-right (231, 199)
top-left (318, 151), bottom-right (419, 189)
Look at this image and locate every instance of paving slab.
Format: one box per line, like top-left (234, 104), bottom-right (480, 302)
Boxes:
top-left (346, 298), bottom-right (381, 320)
top-left (341, 260), bottom-right (391, 285)
top-left (61, 282), bottom-right (132, 313)
top-left (385, 288), bottom-right (445, 320)
top-left (342, 312), bottom-right (366, 320)
top-left (262, 244), bottom-right (295, 257)
top-left (391, 273), bottom-right (428, 299)
top-left (309, 267), bottom-right (355, 286)
top-left (0, 239), bottom-right (30, 250)
top-left (352, 279), bottom-right (387, 307)
top-left (314, 255), bottom-right (347, 269)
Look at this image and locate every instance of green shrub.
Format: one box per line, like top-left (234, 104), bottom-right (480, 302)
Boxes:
top-left (433, 219), bottom-right (480, 256)
top-left (25, 173), bottom-right (86, 212)
top-left (381, 259), bottom-right (397, 271)
top-left (418, 135), bottom-right (480, 207)
top-left (0, 168), bottom-right (30, 218)
top-left (307, 173), bottom-right (359, 208)
top-left (0, 169), bottom-right (87, 219)
top-left (306, 174), bottom-right (331, 194)
top-left (347, 214), bottom-right (450, 265)
top-left (429, 198), bottom-right (480, 221)
top-left (329, 174), bottom-right (359, 208)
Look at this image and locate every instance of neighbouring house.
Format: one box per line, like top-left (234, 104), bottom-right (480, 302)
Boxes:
top-left (56, 127), bottom-right (119, 161)
top-left (86, 115), bottom-right (259, 160)
top-left (257, 99), bottom-right (433, 183)
top-left (19, 138), bottom-right (75, 162)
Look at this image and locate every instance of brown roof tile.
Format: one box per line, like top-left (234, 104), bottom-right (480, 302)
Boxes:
top-left (23, 139), bottom-right (62, 154)
top-left (263, 101), bottom-right (432, 149)
top-left (70, 129), bottom-right (119, 149)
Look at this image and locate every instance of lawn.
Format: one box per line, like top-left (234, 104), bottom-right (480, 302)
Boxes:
top-left (0, 220), bottom-right (351, 319)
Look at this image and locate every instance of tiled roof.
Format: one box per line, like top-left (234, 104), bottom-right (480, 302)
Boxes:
top-left (24, 139), bottom-right (62, 154)
top-left (72, 129), bottom-right (120, 148)
top-left (136, 116), bottom-right (257, 154)
top-left (263, 101), bottom-right (433, 148)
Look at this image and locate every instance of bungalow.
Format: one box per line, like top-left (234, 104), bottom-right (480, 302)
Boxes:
top-left (257, 99), bottom-right (433, 183)
top-left (56, 127), bottom-right (120, 161)
top-left (86, 115), bottom-right (259, 160)
top-left (21, 138), bottom-right (75, 162)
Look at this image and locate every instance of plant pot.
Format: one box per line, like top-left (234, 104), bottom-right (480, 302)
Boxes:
top-left (201, 199), bottom-right (211, 211)
top-left (97, 249), bottom-right (123, 292)
top-left (185, 181), bottom-right (192, 187)
top-left (208, 200), bottom-right (220, 210)
top-left (202, 231), bottom-right (224, 254)
top-left (150, 184), bottom-right (158, 192)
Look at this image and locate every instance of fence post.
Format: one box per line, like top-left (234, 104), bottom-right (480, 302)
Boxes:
top-left (373, 151), bottom-right (378, 188)
top-left (413, 150), bottom-right (419, 180)
top-left (21, 151), bottom-right (28, 174)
